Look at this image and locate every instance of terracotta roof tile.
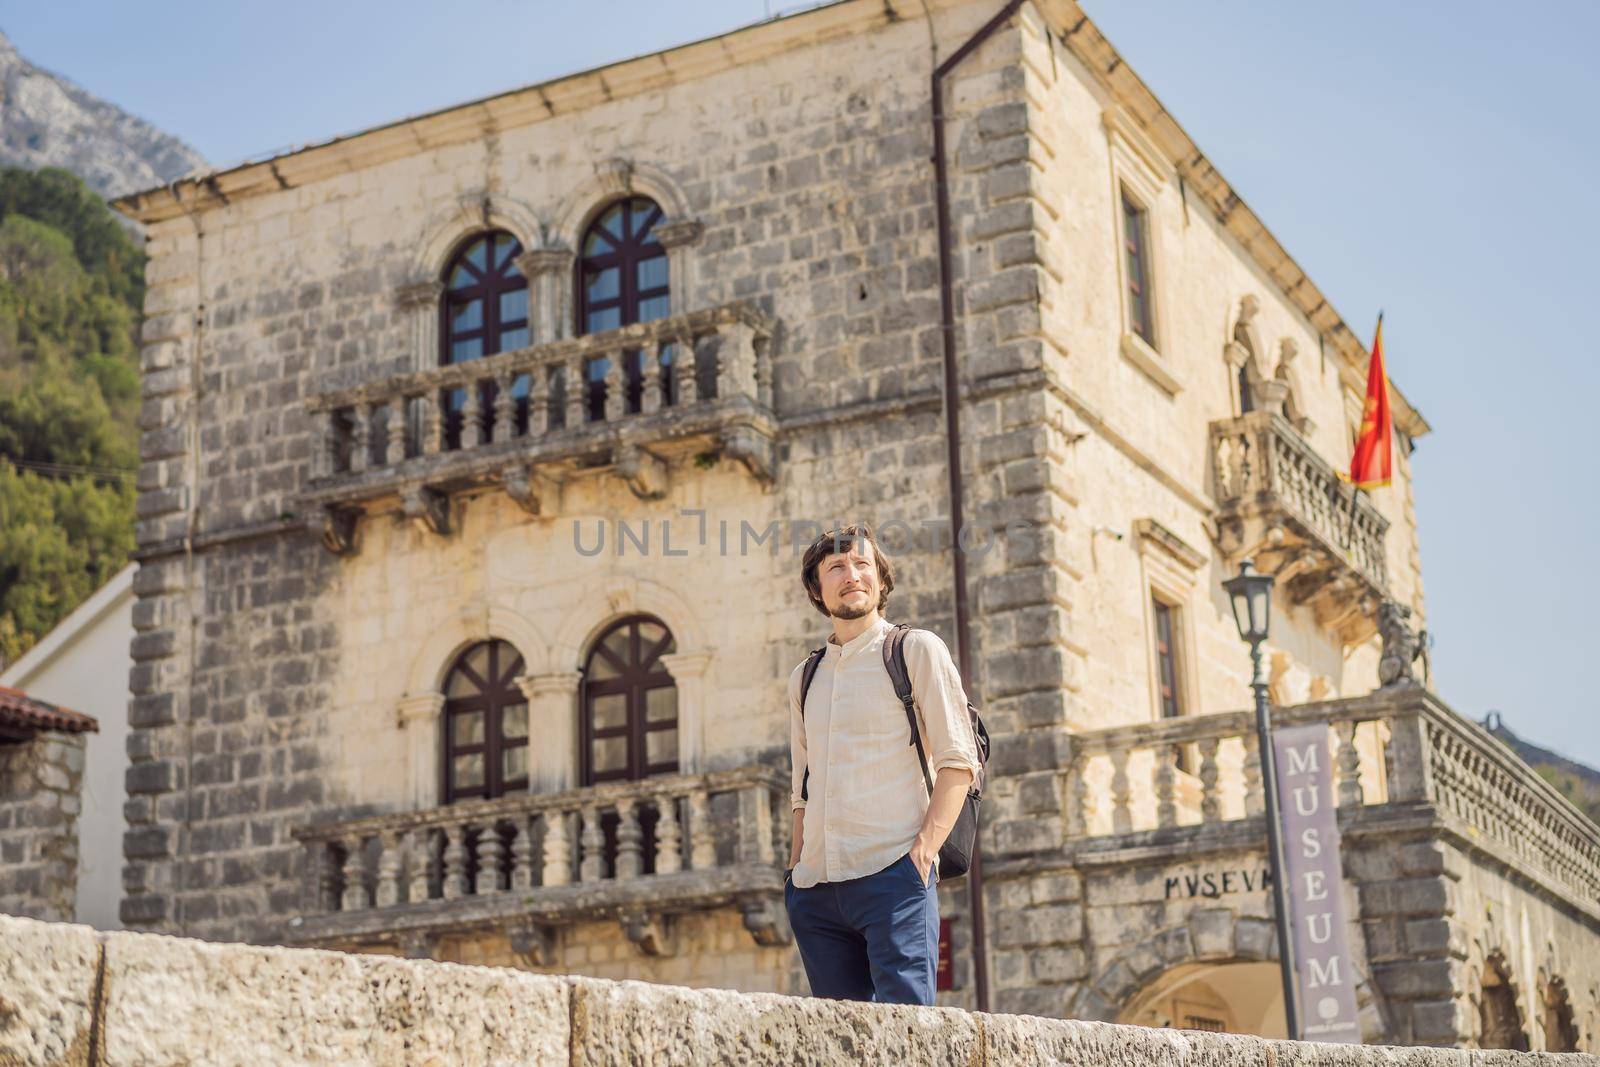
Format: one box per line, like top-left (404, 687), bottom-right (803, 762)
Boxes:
top-left (0, 686), bottom-right (98, 737)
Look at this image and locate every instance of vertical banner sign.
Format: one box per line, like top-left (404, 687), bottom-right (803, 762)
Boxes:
top-left (1273, 722), bottom-right (1361, 1042)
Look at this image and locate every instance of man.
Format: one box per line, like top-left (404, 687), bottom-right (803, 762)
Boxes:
top-left (784, 524), bottom-right (982, 1005)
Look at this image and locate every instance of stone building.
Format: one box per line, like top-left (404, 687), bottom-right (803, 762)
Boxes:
top-left (0, 687), bottom-right (98, 922)
top-left (106, 0), bottom-right (1600, 1051)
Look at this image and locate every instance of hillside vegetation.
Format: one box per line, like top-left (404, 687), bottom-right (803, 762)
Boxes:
top-left (0, 166), bottom-right (141, 665)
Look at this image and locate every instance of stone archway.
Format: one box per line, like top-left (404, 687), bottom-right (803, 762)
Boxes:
top-left (1076, 907), bottom-right (1384, 1041)
top-left (1477, 951), bottom-right (1530, 1051)
top-left (1540, 974), bottom-right (1580, 1053)
top-left (1119, 961), bottom-right (1286, 1038)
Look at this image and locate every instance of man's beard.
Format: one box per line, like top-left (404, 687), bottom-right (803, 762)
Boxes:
top-left (831, 598), bottom-right (873, 621)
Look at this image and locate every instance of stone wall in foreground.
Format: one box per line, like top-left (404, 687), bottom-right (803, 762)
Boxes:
top-left (2, 914), bottom-right (1590, 1067)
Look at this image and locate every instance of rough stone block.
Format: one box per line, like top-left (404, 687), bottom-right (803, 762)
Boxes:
top-left (125, 760), bottom-right (175, 795)
top-left (568, 976), bottom-right (980, 1065)
top-left (994, 903), bottom-right (1081, 948)
top-left (1372, 958), bottom-right (1456, 998)
top-left (1030, 871), bottom-right (1082, 905)
top-left (1028, 946), bottom-right (1086, 984)
top-left (1188, 907), bottom-right (1235, 959)
top-left (0, 913), bottom-right (101, 1067)
top-left (1403, 916), bottom-right (1461, 958)
top-left (1234, 916), bottom-right (1276, 962)
top-left (101, 931), bottom-right (570, 1065)
top-left (985, 1014), bottom-right (1266, 1064)
top-left (1360, 877), bottom-right (1451, 918)
top-left (1408, 997), bottom-right (1470, 1045)
top-left (123, 825), bottom-right (173, 859)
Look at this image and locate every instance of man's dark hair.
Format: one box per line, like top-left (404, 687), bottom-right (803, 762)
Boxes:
top-left (800, 523), bottom-right (896, 619)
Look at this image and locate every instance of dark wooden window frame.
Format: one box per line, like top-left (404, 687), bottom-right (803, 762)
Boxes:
top-left (1152, 596), bottom-right (1184, 720)
top-left (579, 613), bottom-right (679, 787)
top-left (576, 198), bottom-right (671, 421)
top-left (438, 230), bottom-right (530, 447)
top-left (441, 639), bottom-right (530, 804)
top-left (1121, 188), bottom-right (1157, 348)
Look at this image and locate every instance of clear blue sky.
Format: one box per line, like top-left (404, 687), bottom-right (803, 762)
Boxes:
top-left (7, 2), bottom-right (1596, 764)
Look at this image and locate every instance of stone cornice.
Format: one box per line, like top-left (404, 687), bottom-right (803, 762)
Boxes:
top-left (112, 0), bottom-right (1426, 439)
top-left (109, 0), bottom-right (966, 227)
top-left (1043, 0), bottom-right (1428, 438)
top-left (1132, 517), bottom-right (1206, 572)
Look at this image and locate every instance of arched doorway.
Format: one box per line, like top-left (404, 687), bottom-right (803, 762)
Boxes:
top-left (1119, 962), bottom-right (1288, 1039)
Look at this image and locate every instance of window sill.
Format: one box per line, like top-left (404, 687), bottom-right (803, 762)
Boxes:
top-left (1120, 331), bottom-right (1183, 396)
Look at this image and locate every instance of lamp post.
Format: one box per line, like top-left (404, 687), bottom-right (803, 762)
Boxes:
top-left (1222, 558), bottom-right (1302, 1039)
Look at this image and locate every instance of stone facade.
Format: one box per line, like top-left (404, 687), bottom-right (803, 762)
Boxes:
top-left (0, 731), bottom-right (87, 921)
top-left (3, 913), bottom-right (1591, 1067)
top-left (105, 0), bottom-right (1597, 1053)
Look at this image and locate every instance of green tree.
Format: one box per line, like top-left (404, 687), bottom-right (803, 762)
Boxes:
top-left (0, 167), bottom-right (145, 306)
top-left (0, 166), bottom-right (143, 664)
top-left (0, 460), bottom-right (135, 665)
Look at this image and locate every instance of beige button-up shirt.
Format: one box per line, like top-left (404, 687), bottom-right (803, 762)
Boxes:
top-left (787, 614), bottom-right (982, 889)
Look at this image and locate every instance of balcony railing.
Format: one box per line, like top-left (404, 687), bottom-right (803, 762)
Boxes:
top-left (299, 303), bottom-right (776, 553)
top-left (286, 765), bottom-right (790, 958)
top-left (1210, 412), bottom-right (1389, 645)
top-left (1064, 690), bottom-right (1600, 918)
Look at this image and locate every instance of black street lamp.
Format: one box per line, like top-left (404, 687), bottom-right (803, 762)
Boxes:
top-left (1222, 558), bottom-right (1302, 1039)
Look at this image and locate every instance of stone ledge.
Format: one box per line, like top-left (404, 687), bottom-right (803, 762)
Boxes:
top-left (2, 913), bottom-right (1592, 1065)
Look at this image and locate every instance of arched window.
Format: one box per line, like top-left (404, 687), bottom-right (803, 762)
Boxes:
top-left (1543, 977), bottom-right (1580, 1052)
top-left (577, 198), bottom-right (670, 422)
top-left (1237, 362), bottom-right (1254, 414)
top-left (440, 230), bottom-right (530, 448)
top-left (441, 639), bottom-right (528, 803)
top-left (1479, 953), bottom-right (1530, 1051)
top-left (580, 615), bottom-right (678, 785)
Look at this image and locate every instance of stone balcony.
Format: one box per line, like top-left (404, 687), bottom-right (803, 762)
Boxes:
top-left (1060, 687), bottom-right (1600, 919)
top-left (1210, 411), bottom-right (1390, 646)
top-left (299, 303), bottom-right (777, 554)
top-left (286, 764), bottom-right (789, 959)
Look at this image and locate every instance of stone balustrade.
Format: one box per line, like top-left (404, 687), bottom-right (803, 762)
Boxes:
top-left (1210, 412), bottom-right (1389, 645)
top-left (299, 302), bottom-right (777, 553)
top-left (1065, 688), bottom-right (1600, 918)
top-left (288, 764), bottom-right (789, 957)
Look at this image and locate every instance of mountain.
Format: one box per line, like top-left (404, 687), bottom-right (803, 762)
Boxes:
top-left (0, 29), bottom-right (205, 199)
top-left (1483, 712), bottom-right (1600, 830)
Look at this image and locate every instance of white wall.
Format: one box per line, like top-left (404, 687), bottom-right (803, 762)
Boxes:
top-left (0, 564), bottom-right (134, 930)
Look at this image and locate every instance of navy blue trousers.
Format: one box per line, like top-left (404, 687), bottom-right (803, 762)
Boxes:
top-left (783, 852), bottom-right (939, 1005)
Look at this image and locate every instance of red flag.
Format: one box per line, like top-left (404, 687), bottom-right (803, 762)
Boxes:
top-left (1345, 315), bottom-right (1392, 489)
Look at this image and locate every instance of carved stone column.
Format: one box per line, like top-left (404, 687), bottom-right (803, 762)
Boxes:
top-left (657, 651), bottom-right (712, 774)
top-left (517, 671), bottom-right (581, 794)
top-left (398, 692), bottom-right (445, 810)
top-left (395, 280), bottom-right (444, 371)
top-left (654, 219), bottom-right (703, 317)
top-left (515, 249), bottom-right (575, 346)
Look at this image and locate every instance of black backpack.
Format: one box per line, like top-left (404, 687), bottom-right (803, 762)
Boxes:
top-left (797, 622), bottom-right (991, 879)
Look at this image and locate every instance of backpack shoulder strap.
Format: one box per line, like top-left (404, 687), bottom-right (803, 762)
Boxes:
top-left (882, 624), bottom-right (933, 793)
top-left (797, 645), bottom-right (827, 803)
